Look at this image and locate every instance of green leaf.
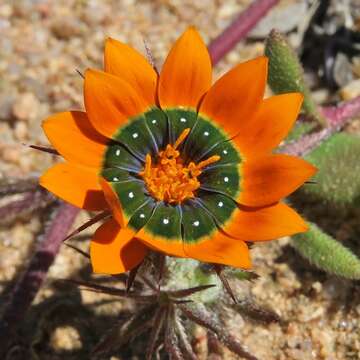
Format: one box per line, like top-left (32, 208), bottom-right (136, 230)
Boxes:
top-left (292, 223), bottom-right (360, 279)
top-left (303, 133), bottom-right (360, 207)
top-left (265, 30), bottom-right (324, 125)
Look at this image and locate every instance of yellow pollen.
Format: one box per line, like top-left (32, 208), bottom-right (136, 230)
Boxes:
top-left (139, 128), bottom-right (220, 204)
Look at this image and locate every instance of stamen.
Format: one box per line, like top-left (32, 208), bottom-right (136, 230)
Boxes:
top-left (140, 129), bottom-right (220, 204)
top-left (144, 154), bottom-right (152, 178)
top-left (173, 128), bottom-right (190, 149)
top-left (195, 155), bottom-right (221, 170)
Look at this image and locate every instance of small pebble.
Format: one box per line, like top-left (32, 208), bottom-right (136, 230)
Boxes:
top-left (12, 92), bottom-right (40, 122)
top-left (50, 326), bottom-right (82, 351)
top-left (340, 78), bottom-right (360, 100)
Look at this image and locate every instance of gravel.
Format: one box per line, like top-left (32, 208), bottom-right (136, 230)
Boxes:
top-left (1, 1), bottom-right (360, 359)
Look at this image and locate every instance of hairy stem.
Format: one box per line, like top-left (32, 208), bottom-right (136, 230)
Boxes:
top-left (0, 190), bottom-right (55, 226)
top-left (279, 128), bottom-right (332, 157)
top-left (0, 203), bottom-right (79, 356)
top-left (0, 177), bottom-right (39, 196)
top-left (281, 96), bottom-right (360, 156)
top-left (322, 95), bottom-right (360, 128)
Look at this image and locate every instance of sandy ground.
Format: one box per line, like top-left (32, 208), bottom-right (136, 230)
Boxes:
top-left (1, 0), bottom-right (360, 359)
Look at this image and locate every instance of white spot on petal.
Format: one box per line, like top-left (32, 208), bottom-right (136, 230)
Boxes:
top-left (163, 218), bottom-right (169, 225)
top-left (218, 201), bottom-right (224, 207)
top-left (113, 177), bottom-right (119, 181)
top-left (132, 133), bottom-right (139, 139)
top-left (115, 149), bottom-right (121, 156)
top-left (204, 131), bottom-right (209, 136)
top-left (140, 213), bottom-right (146, 219)
top-left (152, 119), bottom-right (157, 124)
top-left (223, 150), bottom-right (228, 155)
top-left (224, 177), bottom-right (229, 183)
top-left (128, 191), bottom-right (134, 198)
top-left (180, 117), bottom-right (187, 123)
top-left (193, 220), bottom-right (200, 227)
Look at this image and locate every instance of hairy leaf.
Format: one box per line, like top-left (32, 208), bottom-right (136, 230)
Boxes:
top-left (303, 133), bottom-right (360, 207)
top-left (292, 222), bottom-right (360, 279)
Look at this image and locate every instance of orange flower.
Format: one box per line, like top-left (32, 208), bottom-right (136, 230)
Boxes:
top-left (40, 27), bottom-right (317, 274)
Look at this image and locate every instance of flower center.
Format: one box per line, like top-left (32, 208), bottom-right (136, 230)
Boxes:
top-left (140, 128), bottom-right (220, 204)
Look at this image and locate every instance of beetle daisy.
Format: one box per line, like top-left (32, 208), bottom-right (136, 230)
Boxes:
top-left (40, 27), bottom-right (316, 274)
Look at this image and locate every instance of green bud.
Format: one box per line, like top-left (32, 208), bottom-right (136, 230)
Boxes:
top-left (265, 29), bottom-right (324, 125)
top-left (303, 133), bottom-right (360, 207)
top-left (292, 223), bottom-right (360, 279)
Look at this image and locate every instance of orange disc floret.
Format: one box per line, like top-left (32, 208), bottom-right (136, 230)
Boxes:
top-left (140, 128), bottom-right (220, 204)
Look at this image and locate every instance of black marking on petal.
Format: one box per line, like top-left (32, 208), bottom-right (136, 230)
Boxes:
top-left (165, 109), bottom-right (198, 146)
top-left (103, 142), bottom-right (143, 172)
top-left (183, 115), bottom-right (227, 162)
top-left (199, 165), bottom-right (240, 199)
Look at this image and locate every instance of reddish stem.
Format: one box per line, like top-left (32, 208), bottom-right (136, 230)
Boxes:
top-left (282, 96), bottom-right (360, 156)
top-left (280, 128), bottom-right (331, 157)
top-left (208, 0), bottom-right (280, 65)
top-left (0, 190), bottom-right (54, 226)
top-left (0, 203), bottom-right (79, 356)
top-left (321, 95), bottom-right (360, 129)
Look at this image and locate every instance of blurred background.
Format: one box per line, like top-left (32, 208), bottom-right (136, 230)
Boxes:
top-left (1, 0), bottom-right (360, 359)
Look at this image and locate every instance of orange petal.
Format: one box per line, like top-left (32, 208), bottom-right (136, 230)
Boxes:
top-left (184, 233), bottom-right (251, 269)
top-left (42, 111), bottom-right (107, 168)
top-left (136, 228), bottom-right (186, 258)
top-left (239, 154), bottom-right (317, 207)
top-left (224, 202), bottom-right (308, 241)
top-left (99, 177), bottom-right (125, 227)
top-left (40, 162), bottom-right (107, 211)
top-left (90, 219), bottom-right (147, 274)
top-left (158, 26), bottom-right (212, 109)
top-left (104, 38), bottom-right (157, 105)
top-left (84, 69), bottom-right (151, 139)
top-left (234, 93), bottom-right (303, 157)
top-left (200, 56), bottom-right (268, 138)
